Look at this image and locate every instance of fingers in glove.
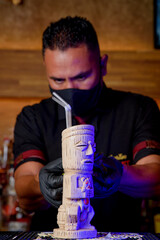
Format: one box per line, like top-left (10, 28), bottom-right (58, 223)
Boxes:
top-left (93, 181), bottom-right (113, 198)
top-left (93, 180), bottom-right (119, 198)
top-left (43, 193), bottom-right (62, 209)
top-left (51, 200), bottom-right (62, 209)
top-left (48, 187), bottom-right (63, 200)
top-left (47, 175), bottom-right (63, 188)
top-left (43, 158), bottom-right (63, 173)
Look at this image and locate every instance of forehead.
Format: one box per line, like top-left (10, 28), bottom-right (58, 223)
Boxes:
top-left (44, 45), bottom-right (99, 75)
top-left (44, 44), bottom-right (94, 59)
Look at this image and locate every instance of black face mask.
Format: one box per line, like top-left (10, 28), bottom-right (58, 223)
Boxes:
top-left (49, 82), bottom-right (102, 117)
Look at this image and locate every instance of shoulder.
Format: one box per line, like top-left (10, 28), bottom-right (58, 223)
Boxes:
top-left (17, 98), bottom-right (54, 120)
top-left (104, 86), bottom-right (159, 112)
top-left (100, 86), bottom-right (159, 130)
top-left (22, 98), bottom-right (53, 112)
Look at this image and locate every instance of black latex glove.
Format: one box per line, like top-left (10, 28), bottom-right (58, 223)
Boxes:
top-left (93, 153), bottom-right (123, 198)
top-left (39, 158), bottom-right (63, 208)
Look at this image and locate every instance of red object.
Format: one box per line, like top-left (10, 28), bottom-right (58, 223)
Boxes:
top-left (133, 140), bottom-right (160, 159)
top-left (84, 198), bottom-right (89, 205)
top-left (14, 150), bottom-right (46, 168)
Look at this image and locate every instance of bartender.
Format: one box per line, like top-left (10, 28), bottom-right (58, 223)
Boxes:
top-left (13, 16), bottom-right (160, 232)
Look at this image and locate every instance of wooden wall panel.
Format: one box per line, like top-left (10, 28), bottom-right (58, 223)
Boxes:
top-left (0, 98), bottom-right (42, 146)
top-left (0, 50), bottom-right (159, 99)
top-left (0, 50), bottom-right (48, 97)
top-left (0, 0), bottom-right (154, 51)
top-left (0, 48), bottom-right (159, 146)
top-left (106, 51), bottom-right (160, 99)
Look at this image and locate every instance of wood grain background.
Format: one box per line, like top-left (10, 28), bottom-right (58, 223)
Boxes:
top-left (0, 0), bottom-right (154, 51)
top-left (0, 0), bottom-right (159, 231)
top-left (0, 50), bottom-right (159, 99)
top-left (0, 0), bottom-right (160, 145)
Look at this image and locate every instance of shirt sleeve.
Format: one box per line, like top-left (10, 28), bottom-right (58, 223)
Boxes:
top-left (132, 96), bottom-right (160, 163)
top-left (13, 105), bottom-right (47, 170)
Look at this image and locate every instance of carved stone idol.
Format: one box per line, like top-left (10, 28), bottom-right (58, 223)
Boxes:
top-left (53, 124), bottom-right (97, 239)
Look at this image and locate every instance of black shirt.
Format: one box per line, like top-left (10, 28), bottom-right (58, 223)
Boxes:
top-left (14, 84), bottom-right (160, 232)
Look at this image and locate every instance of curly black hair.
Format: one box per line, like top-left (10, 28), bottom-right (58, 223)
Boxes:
top-left (42, 16), bottom-right (100, 57)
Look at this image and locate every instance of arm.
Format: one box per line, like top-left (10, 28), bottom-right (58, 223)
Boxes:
top-left (119, 154), bottom-right (160, 199)
top-left (118, 96), bottom-right (160, 199)
top-left (13, 106), bottom-right (50, 213)
top-left (14, 161), bottom-right (50, 213)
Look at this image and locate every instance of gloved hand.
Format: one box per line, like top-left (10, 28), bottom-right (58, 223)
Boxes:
top-left (39, 158), bottom-right (63, 208)
top-left (93, 153), bottom-right (123, 198)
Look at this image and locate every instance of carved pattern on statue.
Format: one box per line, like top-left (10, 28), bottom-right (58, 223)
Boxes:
top-left (53, 125), bottom-right (97, 239)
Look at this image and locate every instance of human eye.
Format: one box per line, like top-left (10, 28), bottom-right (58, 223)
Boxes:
top-left (76, 70), bottom-right (92, 82)
top-left (50, 77), bottom-right (65, 84)
top-left (55, 79), bottom-right (65, 84)
top-left (77, 74), bottom-right (87, 81)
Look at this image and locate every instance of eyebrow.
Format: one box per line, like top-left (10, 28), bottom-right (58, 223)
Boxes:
top-left (49, 69), bottom-right (92, 82)
top-left (70, 69), bottom-right (92, 81)
top-left (49, 76), bottom-right (65, 81)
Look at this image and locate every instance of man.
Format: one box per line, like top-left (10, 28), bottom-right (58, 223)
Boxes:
top-left (14, 16), bottom-right (160, 232)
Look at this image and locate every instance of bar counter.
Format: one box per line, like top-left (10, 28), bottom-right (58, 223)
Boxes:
top-left (0, 231), bottom-right (159, 240)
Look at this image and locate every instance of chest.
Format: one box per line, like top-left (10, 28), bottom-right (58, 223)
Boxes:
top-left (40, 107), bottom-right (135, 164)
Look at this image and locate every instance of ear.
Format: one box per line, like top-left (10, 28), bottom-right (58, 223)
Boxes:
top-left (100, 54), bottom-right (108, 77)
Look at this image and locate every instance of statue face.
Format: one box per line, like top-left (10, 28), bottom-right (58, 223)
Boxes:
top-left (62, 125), bottom-right (95, 171)
top-left (74, 139), bottom-right (95, 170)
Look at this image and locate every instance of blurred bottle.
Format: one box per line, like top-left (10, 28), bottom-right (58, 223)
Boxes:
top-left (2, 168), bottom-right (31, 231)
top-left (0, 185), bottom-right (3, 230)
top-left (1, 138), bottom-right (31, 231)
top-left (0, 138), bottom-right (12, 189)
top-left (2, 138), bottom-right (11, 169)
top-left (2, 168), bottom-right (17, 230)
top-left (153, 200), bottom-right (160, 233)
